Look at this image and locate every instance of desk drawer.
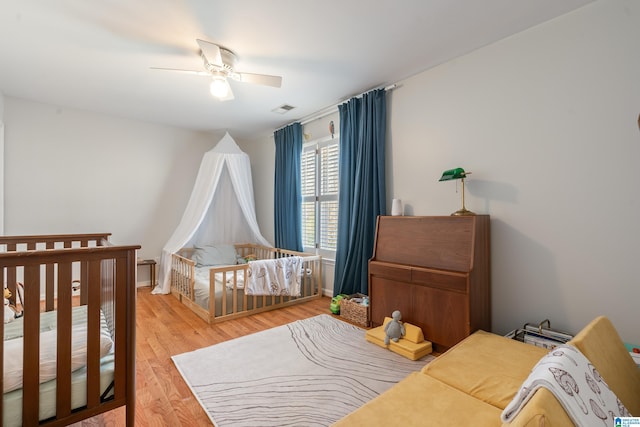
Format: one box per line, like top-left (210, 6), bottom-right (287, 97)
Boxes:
top-left (369, 261), bottom-right (411, 282)
top-left (411, 268), bottom-right (468, 293)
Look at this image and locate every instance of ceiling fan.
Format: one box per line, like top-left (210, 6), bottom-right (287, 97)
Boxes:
top-left (151, 39), bottom-right (282, 101)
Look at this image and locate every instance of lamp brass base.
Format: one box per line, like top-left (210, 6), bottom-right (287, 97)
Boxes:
top-left (451, 208), bottom-right (476, 216)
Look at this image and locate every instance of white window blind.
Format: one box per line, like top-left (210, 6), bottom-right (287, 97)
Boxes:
top-left (300, 148), bottom-right (316, 249)
top-left (301, 136), bottom-right (339, 258)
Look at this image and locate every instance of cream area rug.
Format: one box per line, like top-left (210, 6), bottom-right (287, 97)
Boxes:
top-left (172, 314), bottom-right (434, 427)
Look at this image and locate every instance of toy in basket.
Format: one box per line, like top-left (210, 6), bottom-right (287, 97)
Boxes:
top-left (339, 293), bottom-right (370, 327)
top-left (330, 294), bottom-right (348, 315)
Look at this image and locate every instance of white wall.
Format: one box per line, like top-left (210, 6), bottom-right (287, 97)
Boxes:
top-left (388, 0), bottom-right (639, 343)
top-left (243, 133), bottom-right (276, 245)
top-left (1, 91), bottom-right (4, 234)
top-left (3, 97), bottom-right (220, 284)
top-left (246, 0), bottom-right (640, 344)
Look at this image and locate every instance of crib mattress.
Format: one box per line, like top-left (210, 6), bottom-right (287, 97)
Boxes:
top-left (3, 305), bottom-right (115, 426)
top-left (2, 354), bottom-right (115, 427)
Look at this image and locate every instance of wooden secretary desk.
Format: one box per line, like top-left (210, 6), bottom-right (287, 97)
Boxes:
top-left (368, 215), bottom-right (490, 352)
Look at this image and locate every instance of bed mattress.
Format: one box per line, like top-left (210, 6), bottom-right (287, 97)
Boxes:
top-left (193, 267), bottom-right (272, 315)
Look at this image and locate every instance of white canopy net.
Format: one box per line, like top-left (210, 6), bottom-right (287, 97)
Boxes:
top-left (154, 132), bottom-right (270, 294)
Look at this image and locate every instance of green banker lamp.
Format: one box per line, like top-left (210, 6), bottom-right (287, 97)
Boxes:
top-left (439, 168), bottom-right (475, 216)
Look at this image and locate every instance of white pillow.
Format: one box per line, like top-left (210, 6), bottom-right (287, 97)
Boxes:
top-left (192, 244), bottom-right (238, 267)
top-left (3, 324), bottom-right (113, 393)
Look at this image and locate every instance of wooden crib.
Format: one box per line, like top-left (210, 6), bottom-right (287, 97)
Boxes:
top-left (171, 244), bottom-right (322, 324)
top-left (0, 233), bottom-right (139, 427)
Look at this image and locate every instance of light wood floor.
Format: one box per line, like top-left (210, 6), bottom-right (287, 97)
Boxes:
top-left (71, 287), bottom-right (331, 426)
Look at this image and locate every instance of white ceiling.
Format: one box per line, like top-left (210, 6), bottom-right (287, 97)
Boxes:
top-left (0, 0), bottom-right (594, 140)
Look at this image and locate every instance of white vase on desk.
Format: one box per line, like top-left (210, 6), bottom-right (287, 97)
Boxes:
top-left (391, 199), bottom-right (403, 216)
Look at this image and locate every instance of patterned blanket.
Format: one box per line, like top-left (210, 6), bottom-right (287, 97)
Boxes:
top-left (245, 256), bottom-right (302, 296)
top-left (501, 344), bottom-right (631, 425)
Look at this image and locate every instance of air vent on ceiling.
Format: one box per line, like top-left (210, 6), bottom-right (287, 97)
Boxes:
top-left (272, 104), bottom-right (296, 114)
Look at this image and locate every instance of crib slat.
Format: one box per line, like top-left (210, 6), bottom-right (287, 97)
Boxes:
top-left (86, 259), bottom-right (102, 408)
top-left (56, 261), bottom-right (73, 417)
top-left (221, 273), bottom-right (227, 315)
top-left (125, 249), bottom-right (137, 427)
top-left (231, 272), bottom-right (238, 314)
top-left (80, 259), bottom-right (89, 306)
top-left (113, 255), bottom-right (128, 401)
top-left (45, 241), bottom-right (56, 311)
top-left (23, 264), bottom-right (41, 426)
top-left (6, 243), bottom-right (17, 307)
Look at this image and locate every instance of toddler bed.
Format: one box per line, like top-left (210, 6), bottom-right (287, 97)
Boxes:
top-left (171, 243), bottom-right (322, 324)
top-left (0, 233), bottom-right (139, 426)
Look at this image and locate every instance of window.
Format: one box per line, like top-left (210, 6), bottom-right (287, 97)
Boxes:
top-left (301, 136), bottom-right (339, 259)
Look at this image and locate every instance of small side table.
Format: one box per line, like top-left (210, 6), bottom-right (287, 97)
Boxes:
top-left (137, 259), bottom-right (157, 289)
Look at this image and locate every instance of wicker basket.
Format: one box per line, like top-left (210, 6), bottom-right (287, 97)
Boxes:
top-left (340, 294), bottom-right (369, 327)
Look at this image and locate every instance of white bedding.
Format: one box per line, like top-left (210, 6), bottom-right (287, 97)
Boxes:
top-left (3, 353), bottom-right (115, 427)
top-left (192, 258), bottom-right (307, 310)
top-left (194, 266), bottom-right (246, 308)
top-left (3, 304), bottom-right (107, 340)
top-left (194, 266), bottom-right (246, 290)
top-left (501, 344), bottom-right (630, 425)
top-left (245, 256), bottom-right (302, 296)
top-left (3, 306), bottom-right (113, 393)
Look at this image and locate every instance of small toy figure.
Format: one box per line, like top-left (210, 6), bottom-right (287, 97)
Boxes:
top-left (384, 310), bottom-right (406, 345)
top-left (4, 288), bottom-right (15, 324)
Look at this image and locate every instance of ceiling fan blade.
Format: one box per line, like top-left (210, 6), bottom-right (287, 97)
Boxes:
top-left (234, 72), bottom-right (282, 88)
top-left (150, 67), bottom-right (209, 76)
top-left (196, 39), bottom-right (223, 66)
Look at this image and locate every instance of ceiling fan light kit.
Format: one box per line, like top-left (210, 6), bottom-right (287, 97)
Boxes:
top-left (210, 77), bottom-right (229, 98)
top-left (152, 39), bottom-right (283, 101)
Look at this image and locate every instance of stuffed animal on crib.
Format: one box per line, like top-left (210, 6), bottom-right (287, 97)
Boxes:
top-left (384, 310), bottom-right (405, 345)
top-left (4, 288), bottom-right (16, 324)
